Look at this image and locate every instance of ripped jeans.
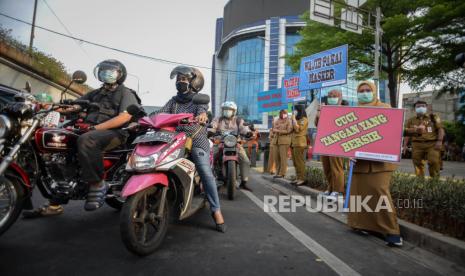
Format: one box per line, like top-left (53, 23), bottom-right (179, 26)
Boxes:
top-left (191, 147), bottom-right (221, 212)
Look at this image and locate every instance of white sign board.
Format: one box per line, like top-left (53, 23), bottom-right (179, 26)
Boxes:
top-left (310, 0), bottom-right (334, 26)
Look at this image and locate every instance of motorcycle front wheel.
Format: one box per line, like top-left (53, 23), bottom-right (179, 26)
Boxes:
top-left (226, 161), bottom-right (236, 200)
top-left (0, 175), bottom-right (25, 237)
top-left (120, 186), bottom-right (168, 256)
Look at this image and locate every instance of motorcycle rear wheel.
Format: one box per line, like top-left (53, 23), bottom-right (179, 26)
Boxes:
top-left (226, 161), bottom-right (236, 200)
top-left (0, 175), bottom-right (25, 237)
top-left (120, 186), bottom-right (168, 256)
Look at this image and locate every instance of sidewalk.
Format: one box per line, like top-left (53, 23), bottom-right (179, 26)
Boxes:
top-left (255, 170), bottom-right (465, 266)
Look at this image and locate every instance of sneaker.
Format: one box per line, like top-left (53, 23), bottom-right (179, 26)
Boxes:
top-left (385, 235), bottom-right (403, 247)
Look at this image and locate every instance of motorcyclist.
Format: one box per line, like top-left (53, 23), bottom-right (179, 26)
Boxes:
top-left (152, 66), bottom-right (226, 233)
top-left (28, 60), bottom-right (140, 214)
top-left (211, 101), bottom-right (253, 191)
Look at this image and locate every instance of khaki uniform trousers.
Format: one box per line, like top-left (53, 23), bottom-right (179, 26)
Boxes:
top-left (412, 141), bottom-right (440, 177)
top-left (321, 156), bottom-right (345, 193)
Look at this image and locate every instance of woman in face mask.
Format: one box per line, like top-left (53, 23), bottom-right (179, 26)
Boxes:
top-left (316, 90), bottom-right (346, 198)
top-left (152, 66), bottom-right (226, 232)
top-left (348, 81), bottom-right (402, 247)
top-left (290, 105), bottom-right (309, 185)
top-left (272, 109), bottom-right (293, 178)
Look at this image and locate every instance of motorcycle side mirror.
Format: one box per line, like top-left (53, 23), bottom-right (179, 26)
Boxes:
top-left (72, 70), bottom-right (87, 84)
top-left (127, 104), bottom-right (146, 117)
top-left (192, 93), bottom-right (210, 105)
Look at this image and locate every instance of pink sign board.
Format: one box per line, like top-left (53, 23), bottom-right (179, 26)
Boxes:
top-left (313, 106), bottom-right (405, 162)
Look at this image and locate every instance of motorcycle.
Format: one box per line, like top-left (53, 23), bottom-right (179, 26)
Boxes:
top-left (0, 71), bottom-right (130, 236)
top-left (119, 94), bottom-right (211, 256)
top-left (209, 130), bottom-right (241, 200)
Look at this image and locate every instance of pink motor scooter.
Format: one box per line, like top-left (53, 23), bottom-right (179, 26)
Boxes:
top-left (120, 94), bottom-right (210, 256)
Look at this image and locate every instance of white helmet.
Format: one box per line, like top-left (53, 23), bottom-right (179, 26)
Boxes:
top-left (221, 101), bottom-right (237, 118)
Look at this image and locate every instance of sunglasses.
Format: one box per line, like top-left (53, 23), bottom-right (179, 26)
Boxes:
top-left (358, 89), bottom-right (372, 93)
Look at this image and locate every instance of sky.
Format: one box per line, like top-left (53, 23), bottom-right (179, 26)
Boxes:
top-left (0, 0), bottom-right (228, 106)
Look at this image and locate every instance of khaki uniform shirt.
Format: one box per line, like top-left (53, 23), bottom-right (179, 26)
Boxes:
top-left (291, 117), bottom-right (309, 147)
top-left (405, 114), bottom-right (443, 143)
top-left (273, 117), bottom-right (292, 145)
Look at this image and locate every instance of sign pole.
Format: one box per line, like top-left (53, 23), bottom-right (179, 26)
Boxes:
top-left (374, 7), bottom-right (381, 86)
top-left (343, 159), bottom-right (355, 212)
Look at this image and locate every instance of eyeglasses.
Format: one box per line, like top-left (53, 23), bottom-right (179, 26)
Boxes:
top-left (358, 89), bottom-right (372, 93)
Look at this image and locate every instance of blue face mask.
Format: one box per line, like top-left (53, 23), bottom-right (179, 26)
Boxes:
top-left (327, 97), bottom-right (339, 105)
top-left (415, 107), bottom-right (427, 115)
top-left (357, 92), bottom-right (373, 103)
top-left (99, 69), bottom-right (119, 84)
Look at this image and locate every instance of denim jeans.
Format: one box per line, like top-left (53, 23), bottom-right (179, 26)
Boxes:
top-left (191, 147), bottom-right (221, 212)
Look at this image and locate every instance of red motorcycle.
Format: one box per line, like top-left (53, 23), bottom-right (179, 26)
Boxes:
top-left (119, 94), bottom-right (210, 256)
top-left (0, 73), bottom-right (131, 236)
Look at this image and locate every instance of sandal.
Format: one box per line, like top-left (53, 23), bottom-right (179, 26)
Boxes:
top-left (211, 212), bottom-right (227, 233)
top-left (84, 182), bottom-right (108, 211)
top-left (23, 204), bottom-right (64, 219)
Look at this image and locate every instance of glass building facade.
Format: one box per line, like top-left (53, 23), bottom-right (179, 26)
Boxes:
top-left (220, 38), bottom-right (265, 123)
top-left (213, 15), bottom-right (306, 127)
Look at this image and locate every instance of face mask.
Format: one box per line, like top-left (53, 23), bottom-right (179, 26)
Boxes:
top-left (176, 81), bottom-right (189, 94)
top-left (99, 69), bottom-right (118, 84)
top-left (357, 92), bottom-right (373, 103)
top-left (223, 110), bottom-right (234, 118)
top-left (327, 97), bottom-right (339, 105)
top-left (415, 107), bottom-right (427, 115)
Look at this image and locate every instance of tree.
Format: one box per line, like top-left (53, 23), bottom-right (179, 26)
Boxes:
top-left (288, 0), bottom-right (465, 108)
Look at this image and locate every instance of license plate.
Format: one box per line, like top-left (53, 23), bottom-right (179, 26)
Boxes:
top-left (133, 131), bottom-right (175, 144)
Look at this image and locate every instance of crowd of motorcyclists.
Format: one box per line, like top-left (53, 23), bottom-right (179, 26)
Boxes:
top-left (1, 59), bottom-right (266, 237)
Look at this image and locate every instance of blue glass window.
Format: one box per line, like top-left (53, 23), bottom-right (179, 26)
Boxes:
top-left (221, 37), bottom-right (265, 124)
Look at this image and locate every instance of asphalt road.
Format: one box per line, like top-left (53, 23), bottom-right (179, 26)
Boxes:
top-left (1, 171), bottom-right (464, 276)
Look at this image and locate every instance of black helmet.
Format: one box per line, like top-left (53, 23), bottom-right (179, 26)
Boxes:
top-left (93, 59), bottom-right (127, 85)
top-left (170, 66), bottom-right (204, 92)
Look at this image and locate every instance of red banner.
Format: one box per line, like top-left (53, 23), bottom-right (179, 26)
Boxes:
top-left (313, 106), bottom-right (405, 162)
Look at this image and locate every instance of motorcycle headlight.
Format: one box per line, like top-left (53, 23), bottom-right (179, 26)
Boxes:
top-left (0, 115), bottom-right (12, 139)
top-left (126, 152), bottom-right (159, 172)
top-left (224, 135), bottom-right (237, 147)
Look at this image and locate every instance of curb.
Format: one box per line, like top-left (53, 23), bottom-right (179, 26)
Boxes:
top-left (261, 174), bottom-right (465, 266)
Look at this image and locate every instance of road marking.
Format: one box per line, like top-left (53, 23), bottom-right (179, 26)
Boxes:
top-left (241, 189), bottom-right (361, 276)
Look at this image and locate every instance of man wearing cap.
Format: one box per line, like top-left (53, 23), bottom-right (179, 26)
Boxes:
top-left (404, 100), bottom-right (444, 177)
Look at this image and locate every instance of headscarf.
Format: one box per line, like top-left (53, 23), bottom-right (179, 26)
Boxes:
top-left (327, 89), bottom-right (342, 105)
top-left (294, 104), bottom-right (307, 120)
top-left (356, 81), bottom-right (390, 108)
top-left (173, 91), bottom-right (195, 104)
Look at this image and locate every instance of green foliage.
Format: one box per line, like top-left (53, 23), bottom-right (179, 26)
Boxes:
top-left (443, 120), bottom-right (465, 147)
top-left (305, 166), bottom-right (465, 240)
top-left (289, 0), bottom-right (465, 107)
top-left (0, 25), bottom-right (71, 84)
